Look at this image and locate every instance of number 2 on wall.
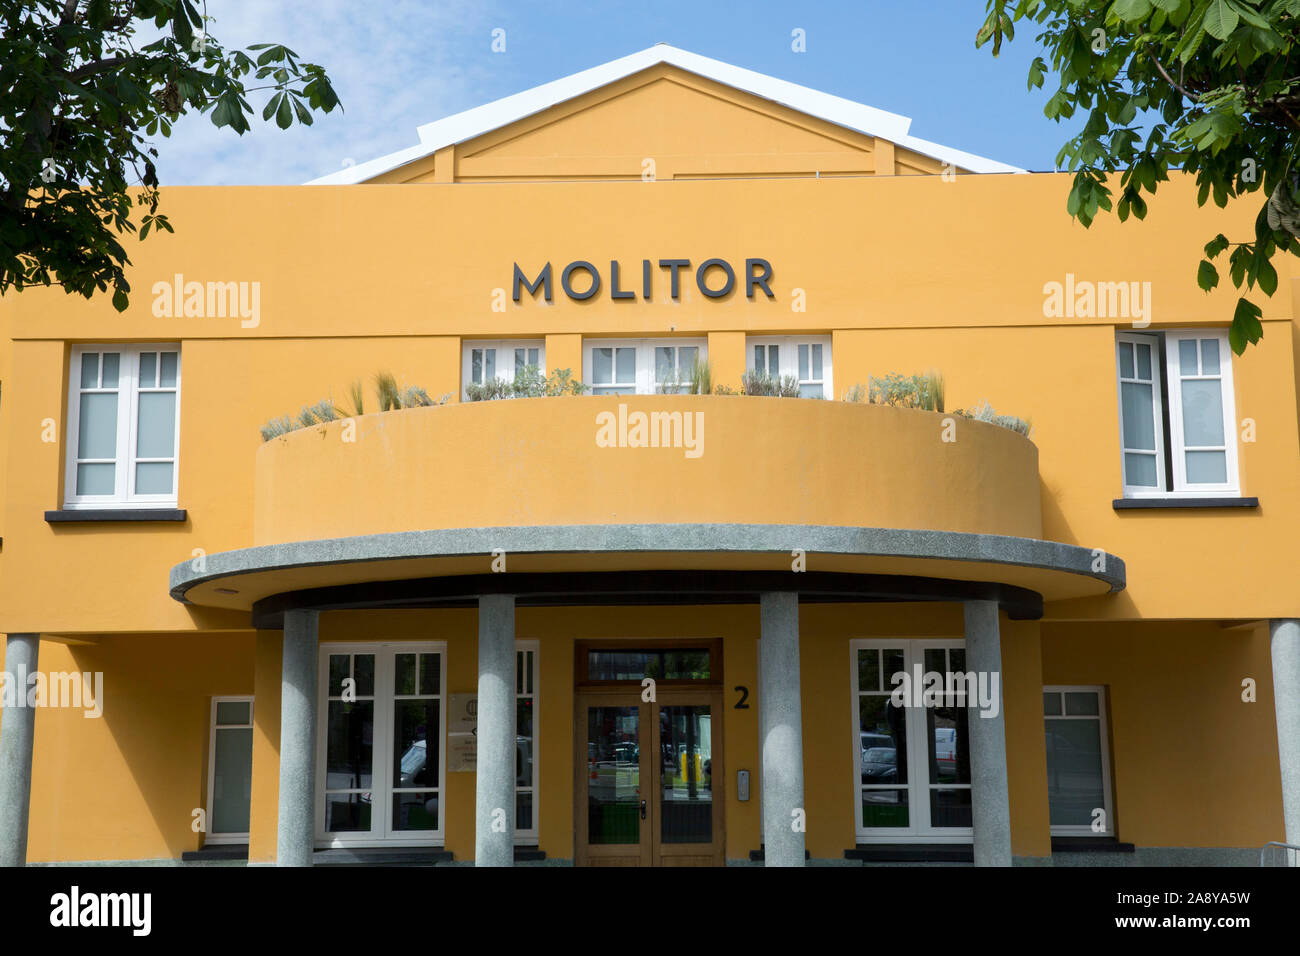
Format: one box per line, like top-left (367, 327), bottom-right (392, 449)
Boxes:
top-left (734, 685), bottom-right (749, 709)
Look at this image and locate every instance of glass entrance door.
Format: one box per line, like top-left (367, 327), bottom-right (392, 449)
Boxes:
top-left (575, 690), bottom-right (723, 866)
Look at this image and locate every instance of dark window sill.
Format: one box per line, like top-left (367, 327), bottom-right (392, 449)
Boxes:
top-left (750, 846), bottom-right (812, 862)
top-left (844, 843), bottom-right (973, 863)
top-left (45, 508), bottom-right (187, 523)
top-left (1113, 497), bottom-right (1257, 510)
top-left (182, 844), bottom-right (248, 862)
top-left (1051, 836), bottom-right (1135, 853)
top-left (312, 847), bottom-right (454, 866)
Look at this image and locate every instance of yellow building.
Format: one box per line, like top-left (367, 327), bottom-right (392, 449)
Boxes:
top-left (1, 45), bottom-right (1298, 867)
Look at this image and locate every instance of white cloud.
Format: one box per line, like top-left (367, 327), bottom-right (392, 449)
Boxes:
top-left (149, 0), bottom-right (510, 184)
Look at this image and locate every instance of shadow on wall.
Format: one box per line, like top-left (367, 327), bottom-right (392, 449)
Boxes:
top-left (24, 632), bottom-right (254, 863)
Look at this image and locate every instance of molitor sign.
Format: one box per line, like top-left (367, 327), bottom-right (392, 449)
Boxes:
top-left (512, 258), bottom-right (775, 302)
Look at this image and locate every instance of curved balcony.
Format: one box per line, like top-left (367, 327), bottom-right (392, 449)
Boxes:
top-left (171, 396), bottom-right (1124, 616)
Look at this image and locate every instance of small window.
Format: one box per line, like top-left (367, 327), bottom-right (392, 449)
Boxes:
top-left (462, 340), bottom-right (545, 397)
top-left (746, 335), bottom-right (832, 398)
top-left (206, 696), bottom-right (253, 844)
top-left (516, 641), bottom-right (539, 843)
top-left (66, 345), bottom-right (181, 508)
top-left (1043, 686), bottom-right (1113, 836)
top-left (586, 649), bottom-right (711, 681)
top-left (1115, 330), bottom-right (1238, 496)
top-left (583, 339), bottom-right (708, 395)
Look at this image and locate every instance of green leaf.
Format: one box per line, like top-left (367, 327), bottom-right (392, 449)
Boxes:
top-left (1204, 233), bottom-right (1230, 259)
top-left (1112, 0), bottom-right (1154, 22)
top-left (112, 287), bottom-right (129, 312)
top-left (1197, 259), bottom-right (1219, 290)
top-left (275, 93), bottom-right (292, 129)
top-left (1203, 0), bottom-right (1240, 39)
top-left (1027, 56), bottom-right (1046, 91)
top-left (1229, 297), bottom-right (1263, 354)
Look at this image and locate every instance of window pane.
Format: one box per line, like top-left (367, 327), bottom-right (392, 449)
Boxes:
top-left (485, 349), bottom-right (496, 381)
top-left (211, 727), bottom-right (253, 834)
top-left (328, 655), bottom-right (349, 696)
top-left (81, 353), bottom-right (100, 389)
top-left (929, 788), bottom-right (973, 828)
top-left (1120, 382), bottom-right (1156, 450)
top-left (660, 705), bottom-right (713, 844)
top-left (857, 649), bottom-right (880, 693)
top-left (587, 706), bottom-right (640, 845)
top-left (1064, 692), bottom-right (1099, 716)
top-left (395, 653), bottom-right (416, 695)
top-left (1201, 338), bottom-right (1220, 375)
top-left (811, 344), bottom-right (823, 379)
top-left (798, 344), bottom-right (809, 380)
top-left (655, 347), bottom-right (674, 382)
top-left (159, 352), bottom-right (178, 387)
top-left (924, 648), bottom-right (945, 675)
top-left (767, 345), bottom-right (779, 374)
top-left (1043, 692), bottom-right (1062, 716)
top-left (471, 349), bottom-right (483, 384)
top-left (515, 348), bottom-right (527, 373)
top-left (517, 697), bottom-right (534, 787)
top-left (325, 700), bottom-right (373, 785)
top-left (354, 654), bottom-right (375, 697)
top-left (1045, 718), bottom-right (1105, 827)
top-left (883, 649), bottom-right (905, 688)
top-left (528, 348), bottom-right (539, 366)
top-left (516, 791), bottom-right (534, 832)
top-left (593, 347), bottom-right (613, 382)
top-left (325, 793), bottom-right (371, 832)
top-left (1180, 380), bottom-right (1225, 446)
top-left (1186, 450), bottom-right (1228, 484)
top-left (77, 392), bottom-right (118, 459)
top-left (1118, 342), bottom-right (1134, 379)
top-left (140, 352), bottom-right (157, 388)
top-left (862, 788), bottom-right (909, 828)
top-left (392, 791), bottom-right (439, 831)
top-left (76, 463), bottom-right (115, 496)
top-left (615, 347), bottom-right (635, 382)
top-left (215, 700), bottom-right (251, 725)
top-left (393, 699), bottom-right (439, 789)
top-left (1124, 453), bottom-right (1158, 487)
top-left (135, 462), bottom-right (173, 495)
top-left (798, 383), bottom-right (823, 399)
top-left (1135, 342), bottom-right (1152, 380)
top-left (679, 346), bottom-right (698, 368)
top-left (1178, 338), bottom-right (1198, 373)
top-left (859, 695), bottom-right (907, 786)
top-left (136, 391), bottom-right (176, 458)
top-left (418, 653), bottom-right (441, 696)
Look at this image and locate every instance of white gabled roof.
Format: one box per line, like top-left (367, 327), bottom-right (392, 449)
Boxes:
top-left (307, 43), bottom-right (1023, 184)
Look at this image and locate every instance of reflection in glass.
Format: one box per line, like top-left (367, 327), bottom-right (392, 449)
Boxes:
top-left (326, 700), bottom-right (373, 787)
top-left (587, 706), bottom-right (640, 845)
top-left (211, 726), bottom-right (252, 834)
top-left (1046, 718), bottom-right (1106, 826)
top-left (587, 649), bottom-right (710, 680)
top-left (660, 706), bottom-right (712, 843)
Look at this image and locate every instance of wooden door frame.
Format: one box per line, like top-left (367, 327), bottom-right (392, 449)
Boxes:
top-left (572, 639), bottom-right (726, 867)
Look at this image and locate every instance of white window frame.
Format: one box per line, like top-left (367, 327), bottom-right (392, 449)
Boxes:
top-left (1043, 685), bottom-right (1114, 837)
top-left (515, 639), bottom-right (540, 845)
top-left (848, 638), bottom-right (973, 844)
top-left (1115, 330), bottom-right (1239, 498)
top-left (315, 642), bottom-right (447, 848)
top-left (1165, 331), bottom-right (1239, 496)
top-left (462, 339), bottom-right (545, 398)
top-left (745, 335), bottom-right (832, 399)
top-left (65, 344), bottom-right (181, 509)
top-left (205, 695), bottom-right (254, 845)
top-left (582, 338), bottom-right (708, 395)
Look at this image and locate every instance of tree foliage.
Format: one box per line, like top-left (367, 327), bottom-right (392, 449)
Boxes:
top-left (978, 0), bottom-right (1300, 352)
top-left (0, 0), bottom-right (340, 310)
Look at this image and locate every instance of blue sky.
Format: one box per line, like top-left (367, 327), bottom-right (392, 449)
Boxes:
top-left (156, 0), bottom-right (1071, 184)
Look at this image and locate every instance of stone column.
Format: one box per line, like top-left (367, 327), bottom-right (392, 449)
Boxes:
top-left (964, 601), bottom-right (1012, 867)
top-left (760, 592), bottom-right (805, 866)
top-left (476, 594), bottom-right (516, 866)
top-left (1271, 619), bottom-right (1300, 853)
top-left (0, 634), bottom-right (40, 867)
top-left (276, 610), bottom-right (319, 867)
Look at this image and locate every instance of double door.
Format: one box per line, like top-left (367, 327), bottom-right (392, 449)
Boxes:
top-left (575, 688), bottom-right (724, 866)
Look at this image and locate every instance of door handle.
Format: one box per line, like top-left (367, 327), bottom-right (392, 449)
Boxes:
top-left (640, 799), bottom-right (647, 820)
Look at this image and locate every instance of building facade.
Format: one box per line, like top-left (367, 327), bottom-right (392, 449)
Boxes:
top-left (1, 46), bottom-right (1298, 867)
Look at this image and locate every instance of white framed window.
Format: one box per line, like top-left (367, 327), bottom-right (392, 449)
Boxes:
top-left (462, 340), bottom-right (545, 397)
top-left (316, 643), bottom-right (446, 847)
top-left (515, 640), bottom-right (539, 844)
top-left (1043, 686), bottom-right (1113, 836)
top-left (849, 639), bottom-right (973, 843)
top-left (1115, 330), bottom-right (1238, 497)
top-left (206, 696), bottom-right (253, 845)
top-left (746, 335), bottom-right (832, 398)
top-left (65, 345), bottom-right (181, 508)
top-left (582, 338), bottom-right (708, 395)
